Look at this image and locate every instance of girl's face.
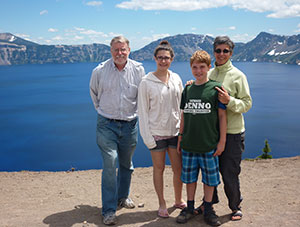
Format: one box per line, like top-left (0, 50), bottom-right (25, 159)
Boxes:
top-left (154, 50), bottom-right (173, 71)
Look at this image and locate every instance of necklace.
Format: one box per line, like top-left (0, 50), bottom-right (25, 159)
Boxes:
top-left (154, 71), bottom-right (170, 84)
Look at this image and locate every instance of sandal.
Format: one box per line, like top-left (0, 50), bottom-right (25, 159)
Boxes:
top-left (158, 208), bottom-right (169, 218)
top-left (173, 202), bottom-right (187, 209)
top-left (231, 210), bottom-right (243, 221)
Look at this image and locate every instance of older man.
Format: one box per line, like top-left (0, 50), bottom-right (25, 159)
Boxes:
top-left (90, 36), bottom-right (145, 225)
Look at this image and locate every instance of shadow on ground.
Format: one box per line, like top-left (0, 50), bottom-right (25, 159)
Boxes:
top-left (43, 205), bottom-right (232, 227)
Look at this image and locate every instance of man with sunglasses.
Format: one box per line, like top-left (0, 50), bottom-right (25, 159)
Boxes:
top-left (204, 36), bottom-right (252, 221)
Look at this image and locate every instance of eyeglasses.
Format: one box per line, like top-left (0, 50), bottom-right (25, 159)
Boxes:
top-left (156, 56), bottom-right (171, 61)
top-left (214, 49), bottom-right (231, 54)
top-left (112, 48), bottom-right (128, 53)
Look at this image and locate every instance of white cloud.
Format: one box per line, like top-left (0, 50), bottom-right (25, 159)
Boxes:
top-left (74, 27), bottom-right (85, 31)
top-left (40, 10), bottom-right (48, 15)
top-left (16, 33), bottom-right (30, 39)
top-left (15, 33), bottom-right (32, 41)
top-left (295, 23), bottom-right (300, 32)
top-left (80, 29), bottom-right (104, 35)
top-left (217, 26), bottom-right (236, 32)
top-left (86, 1), bottom-right (103, 6)
top-left (73, 27), bottom-right (121, 39)
top-left (48, 28), bottom-right (58, 32)
top-left (266, 2), bottom-right (300, 18)
top-left (116, 0), bottom-right (300, 18)
top-left (74, 35), bottom-right (84, 40)
top-left (52, 36), bottom-right (63, 41)
top-left (142, 33), bottom-right (170, 43)
top-left (191, 27), bottom-right (197, 31)
top-left (231, 33), bottom-right (255, 43)
top-left (108, 32), bottom-right (122, 37)
top-left (268, 28), bottom-right (275, 33)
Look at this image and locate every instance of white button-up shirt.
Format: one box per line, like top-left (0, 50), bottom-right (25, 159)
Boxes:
top-left (90, 58), bottom-right (145, 121)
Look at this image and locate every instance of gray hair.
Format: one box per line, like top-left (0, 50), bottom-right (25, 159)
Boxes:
top-left (110, 36), bottom-right (130, 47)
top-left (213, 36), bottom-right (235, 51)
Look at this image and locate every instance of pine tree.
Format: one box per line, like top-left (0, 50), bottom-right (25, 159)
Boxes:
top-left (258, 139), bottom-right (272, 159)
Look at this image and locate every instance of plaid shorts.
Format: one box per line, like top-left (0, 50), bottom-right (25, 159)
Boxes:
top-left (181, 150), bottom-right (220, 186)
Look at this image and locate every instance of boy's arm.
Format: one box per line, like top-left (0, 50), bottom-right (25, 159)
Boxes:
top-left (177, 111), bottom-right (184, 155)
top-left (214, 108), bottom-right (227, 156)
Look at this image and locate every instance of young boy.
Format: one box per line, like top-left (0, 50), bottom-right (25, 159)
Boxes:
top-left (176, 50), bottom-right (227, 226)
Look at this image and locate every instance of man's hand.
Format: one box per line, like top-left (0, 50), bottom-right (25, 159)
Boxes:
top-left (215, 86), bottom-right (230, 105)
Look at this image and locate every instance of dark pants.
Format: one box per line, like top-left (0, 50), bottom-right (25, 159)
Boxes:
top-left (212, 132), bottom-right (245, 211)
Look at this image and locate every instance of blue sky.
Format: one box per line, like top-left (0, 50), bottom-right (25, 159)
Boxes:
top-left (1, 0), bottom-right (299, 50)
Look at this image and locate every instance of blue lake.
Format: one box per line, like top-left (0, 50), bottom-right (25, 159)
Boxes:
top-left (0, 61), bottom-right (300, 171)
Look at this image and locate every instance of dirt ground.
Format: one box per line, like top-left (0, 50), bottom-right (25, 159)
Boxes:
top-left (0, 156), bottom-right (299, 227)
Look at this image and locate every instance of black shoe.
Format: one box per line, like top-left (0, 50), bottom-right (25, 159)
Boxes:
top-left (204, 209), bottom-right (221, 226)
top-left (176, 207), bottom-right (196, 224)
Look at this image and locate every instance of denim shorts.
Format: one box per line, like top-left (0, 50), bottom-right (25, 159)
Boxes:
top-left (150, 136), bottom-right (178, 152)
top-left (181, 150), bottom-right (220, 186)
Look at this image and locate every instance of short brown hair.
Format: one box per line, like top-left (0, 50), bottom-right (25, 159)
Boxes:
top-left (190, 50), bottom-right (211, 66)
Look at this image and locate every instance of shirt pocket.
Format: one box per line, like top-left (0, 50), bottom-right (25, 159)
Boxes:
top-left (124, 83), bottom-right (138, 100)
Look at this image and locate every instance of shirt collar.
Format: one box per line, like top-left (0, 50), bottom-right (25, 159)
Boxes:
top-left (214, 59), bottom-right (233, 72)
top-left (110, 58), bottom-right (130, 72)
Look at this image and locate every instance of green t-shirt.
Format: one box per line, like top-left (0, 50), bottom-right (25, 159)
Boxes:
top-left (180, 80), bottom-right (222, 153)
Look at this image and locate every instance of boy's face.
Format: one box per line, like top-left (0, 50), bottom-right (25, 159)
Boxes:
top-left (191, 62), bottom-right (211, 82)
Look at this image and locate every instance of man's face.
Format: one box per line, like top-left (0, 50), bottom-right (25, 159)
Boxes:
top-left (111, 42), bottom-right (130, 67)
top-left (214, 44), bottom-right (233, 66)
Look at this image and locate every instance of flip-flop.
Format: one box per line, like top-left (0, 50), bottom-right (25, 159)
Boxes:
top-left (158, 208), bottom-right (169, 218)
top-left (173, 202), bottom-right (187, 209)
top-left (231, 210), bottom-right (243, 221)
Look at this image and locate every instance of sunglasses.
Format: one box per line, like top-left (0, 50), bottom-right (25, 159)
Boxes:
top-left (214, 49), bottom-right (230, 54)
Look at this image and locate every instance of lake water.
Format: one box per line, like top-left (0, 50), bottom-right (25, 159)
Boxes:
top-left (0, 61), bottom-right (299, 171)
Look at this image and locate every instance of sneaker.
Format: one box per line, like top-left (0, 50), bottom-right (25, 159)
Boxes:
top-left (118, 197), bottom-right (135, 209)
top-left (204, 209), bottom-right (221, 226)
top-left (103, 212), bottom-right (117, 226)
top-left (176, 207), bottom-right (196, 224)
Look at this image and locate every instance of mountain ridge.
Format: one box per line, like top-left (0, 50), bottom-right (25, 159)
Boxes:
top-left (0, 32), bottom-right (299, 65)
